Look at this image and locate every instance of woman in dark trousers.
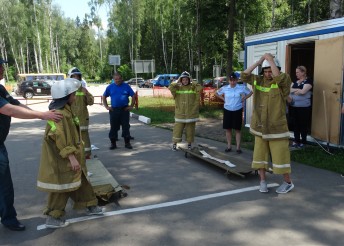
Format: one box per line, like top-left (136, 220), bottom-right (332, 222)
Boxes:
top-left (288, 66), bottom-right (313, 148)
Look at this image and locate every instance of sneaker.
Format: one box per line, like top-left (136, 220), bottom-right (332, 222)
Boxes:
top-left (276, 181), bottom-right (294, 194)
top-left (188, 144), bottom-right (192, 150)
top-left (172, 144), bottom-right (177, 151)
top-left (46, 216), bottom-right (69, 229)
top-left (259, 180), bottom-right (268, 193)
top-left (298, 143), bottom-right (304, 148)
top-left (86, 206), bottom-right (104, 216)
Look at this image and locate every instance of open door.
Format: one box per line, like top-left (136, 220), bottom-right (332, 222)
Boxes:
top-left (311, 36), bottom-right (344, 144)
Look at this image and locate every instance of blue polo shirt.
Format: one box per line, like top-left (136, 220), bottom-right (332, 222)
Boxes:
top-left (103, 82), bottom-right (135, 107)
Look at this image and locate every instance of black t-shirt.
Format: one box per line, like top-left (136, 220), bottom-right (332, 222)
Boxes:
top-left (0, 84), bottom-right (20, 143)
top-left (291, 78), bottom-right (313, 90)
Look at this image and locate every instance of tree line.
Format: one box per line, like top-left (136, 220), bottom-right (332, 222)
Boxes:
top-left (0, 0), bottom-right (343, 82)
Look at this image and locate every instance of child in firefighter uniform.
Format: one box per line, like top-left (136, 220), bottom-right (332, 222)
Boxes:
top-left (169, 71), bottom-right (202, 151)
top-left (241, 53), bottom-right (294, 194)
top-left (67, 67), bottom-right (94, 159)
top-left (37, 78), bottom-right (103, 229)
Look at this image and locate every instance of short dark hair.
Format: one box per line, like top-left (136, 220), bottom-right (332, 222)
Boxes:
top-left (113, 72), bottom-right (122, 78)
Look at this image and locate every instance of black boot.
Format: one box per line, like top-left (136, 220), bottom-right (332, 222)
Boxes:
top-left (109, 139), bottom-right (117, 150)
top-left (124, 137), bottom-right (132, 149)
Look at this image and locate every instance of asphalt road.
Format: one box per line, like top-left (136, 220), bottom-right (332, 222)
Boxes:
top-left (0, 95), bottom-right (343, 246)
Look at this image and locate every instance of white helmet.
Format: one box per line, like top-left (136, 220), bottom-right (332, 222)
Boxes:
top-left (262, 58), bottom-right (281, 69)
top-left (51, 78), bottom-right (81, 99)
top-left (67, 67), bottom-right (82, 78)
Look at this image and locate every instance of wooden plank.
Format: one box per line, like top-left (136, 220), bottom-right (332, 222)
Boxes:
top-left (86, 158), bottom-right (123, 193)
top-left (179, 145), bottom-right (254, 178)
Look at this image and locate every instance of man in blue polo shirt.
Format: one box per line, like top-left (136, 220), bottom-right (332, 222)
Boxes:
top-left (0, 58), bottom-right (62, 231)
top-left (102, 72), bottom-right (136, 150)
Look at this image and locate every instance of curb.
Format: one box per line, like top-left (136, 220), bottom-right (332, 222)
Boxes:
top-left (130, 112), bottom-right (151, 124)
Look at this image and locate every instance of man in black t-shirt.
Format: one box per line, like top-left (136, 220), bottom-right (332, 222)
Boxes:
top-left (0, 58), bottom-right (62, 231)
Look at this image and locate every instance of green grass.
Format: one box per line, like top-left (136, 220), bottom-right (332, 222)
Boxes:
top-left (291, 146), bottom-right (344, 174)
top-left (133, 97), bottom-right (175, 124)
top-left (133, 96), bottom-right (344, 174)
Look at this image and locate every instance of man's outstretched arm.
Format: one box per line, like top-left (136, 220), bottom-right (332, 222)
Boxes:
top-left (0, 103), bottom-right (63, 122)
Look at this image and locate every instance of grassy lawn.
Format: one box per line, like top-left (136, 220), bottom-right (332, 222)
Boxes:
top-left (133, 96), bottom-right (344, 174)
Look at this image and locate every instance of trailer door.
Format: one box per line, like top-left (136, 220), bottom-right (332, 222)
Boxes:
top-left (311, 36), bottom-right (344, 145)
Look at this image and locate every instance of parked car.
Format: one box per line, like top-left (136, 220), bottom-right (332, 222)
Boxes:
top-left (202, 79), bottom-right (213, 87)
top-left (151, 74), bottom-right (179, 87)
top-left (15, 80), bottom-right (51, 98)
top-left (139, 79), bottom-right (153, 88)
top-left (125, 77), bottom-right (145, 86)
top-left (213, 76), bottom-right (227, 88)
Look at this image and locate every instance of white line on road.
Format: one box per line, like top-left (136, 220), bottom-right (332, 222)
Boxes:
top-left (37, 183), bottom-right (279, 230)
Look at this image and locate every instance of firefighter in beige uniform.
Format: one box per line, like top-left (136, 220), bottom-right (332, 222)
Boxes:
top-left (68, 67), bottom-right (94, 159)
top-left (169, 71), bottom-right (202, 150)
top-left (241, 53), bottom-right (294, 194)
top-left (37, 78), bottom-right (103, 229)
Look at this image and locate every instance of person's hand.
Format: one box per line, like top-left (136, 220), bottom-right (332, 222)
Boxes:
top-left (125, 106), bottom-right (134, 111)
top-left (68, 155), bottom-right (81, 172)
top-left (105, 105), bottom-right (112, 111)
top-left (263, 53), bottom-right (274, 61)
top-left (43, 110), bottom-right (63, 122)
top-left (287, 95), bottom-right (293, 104)
top-left (294, 89), bottom-right (301, 95)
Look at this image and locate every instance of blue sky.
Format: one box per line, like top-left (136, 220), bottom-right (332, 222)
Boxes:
top-left (52, 0), bottom-right (108, 29)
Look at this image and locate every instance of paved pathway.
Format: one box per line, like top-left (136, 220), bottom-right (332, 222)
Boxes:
top-left (1, 96), bottom-right (343, 246)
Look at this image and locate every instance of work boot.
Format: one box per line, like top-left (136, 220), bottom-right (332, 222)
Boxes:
top-left (109, 140), bottom-right (117, 150)
top-left (124, 137), bottom-right (133, 149)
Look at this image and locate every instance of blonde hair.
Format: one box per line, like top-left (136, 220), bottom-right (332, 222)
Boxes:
top-left (296, 66), bottom-right (307, 74)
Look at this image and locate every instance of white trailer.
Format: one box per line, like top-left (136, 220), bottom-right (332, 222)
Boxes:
top-left (244, 17), bottom-right (344, 146)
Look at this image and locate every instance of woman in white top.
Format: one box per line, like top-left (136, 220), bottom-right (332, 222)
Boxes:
top-left (215, 72), bottom-right (253, 153)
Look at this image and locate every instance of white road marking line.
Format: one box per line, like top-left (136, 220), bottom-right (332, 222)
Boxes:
top-left (37, 183), bottom-right (279, 230)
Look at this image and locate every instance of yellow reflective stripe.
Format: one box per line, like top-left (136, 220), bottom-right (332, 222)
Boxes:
top-left (37, 180), bottom-right (81, 191)
top-left (47, 120), bottom-right (56, 132)
top-left (76, 92), bottom-right (85, 96)
top-left (253, 80), bottom-right (278, 92)
top-left (176, 90), bottom-right (196, 94)
top-left (73, 116), bottom-right (80, 126)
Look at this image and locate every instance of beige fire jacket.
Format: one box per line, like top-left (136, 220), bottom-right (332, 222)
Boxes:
top-left (169, 82), bottom-right (202, 123)
top-left (241, 72), bottom-right (291, 140)
top-left (37, 104), bottom-right (86, 193)
top-left (71, 87), bottom-right (94, 131)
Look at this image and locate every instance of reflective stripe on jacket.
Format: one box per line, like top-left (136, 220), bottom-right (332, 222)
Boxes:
top-left (241, 72), bottom-right (291, 140)
top-left (71, 87), bottom-right (94, 128)
top-left (169, 82), bottom-right (202, 123)
top-left (37, 104), bottom-right (86, 192)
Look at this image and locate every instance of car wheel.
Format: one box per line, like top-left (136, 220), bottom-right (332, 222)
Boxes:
top-left (24, 91), bottom-right (34, 99)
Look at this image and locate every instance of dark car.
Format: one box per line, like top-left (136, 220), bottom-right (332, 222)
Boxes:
top-left (202, 79), bottom-right (213, 87)
top-left (139, 79), bottom-right (153, 88)
top-left (125, 78), bottom-right (145, 86)
top-left (15, 80), bottom-right (51, 98)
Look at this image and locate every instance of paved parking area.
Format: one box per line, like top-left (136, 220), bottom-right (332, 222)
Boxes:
top-left (1, 99), bottom-right (343, 246)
